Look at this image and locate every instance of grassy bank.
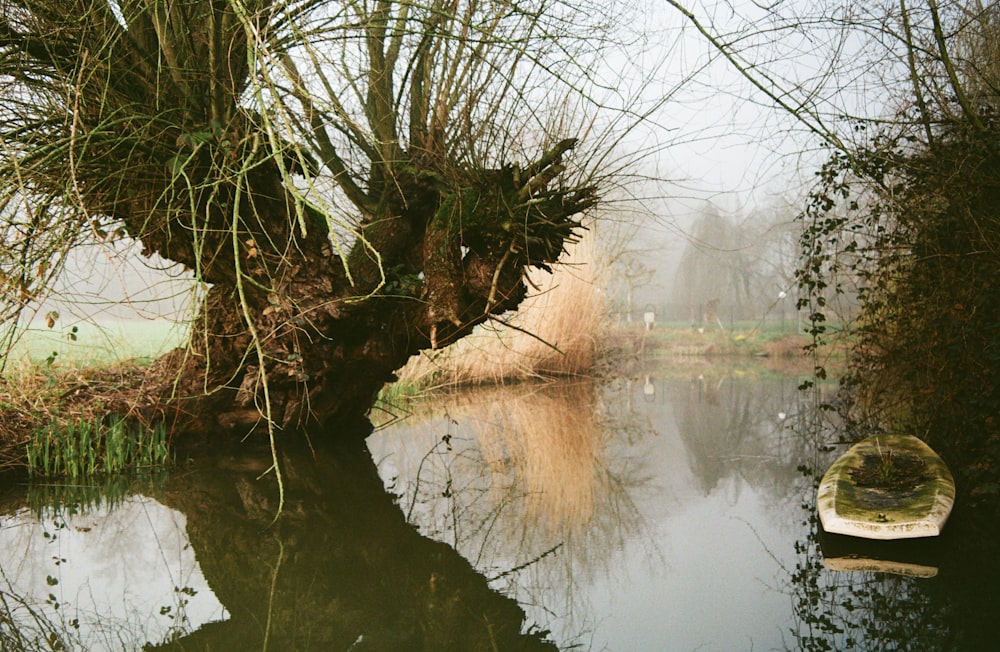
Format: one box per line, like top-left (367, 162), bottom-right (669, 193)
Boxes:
top-left (0, 358), bottom-right (170, 472)
top-left (0, 319), bottom-right (185, 473)
top-left (606, 321), bottom-right (818, 357)
top-left (380, 322), bottom-right (835, 406)
top-left (4, 318), bottom-right (187, 368)
top-left (599, 320), bottom-right (848, 380)
top-left (0, 309), bottom-right (835, 471)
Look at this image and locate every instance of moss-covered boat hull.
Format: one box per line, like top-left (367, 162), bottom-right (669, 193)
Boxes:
top-left (817, 434), bottom-right (955, 541)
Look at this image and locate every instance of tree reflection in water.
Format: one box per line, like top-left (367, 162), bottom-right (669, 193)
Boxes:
top-left (0, 435), bottom-right (559, 651)
top-left (3, 370), bottom-right (999, 650)
top-left (369, 380), bottom-right (652, 648)
top-left (372, 373), bottom-right (846, 649)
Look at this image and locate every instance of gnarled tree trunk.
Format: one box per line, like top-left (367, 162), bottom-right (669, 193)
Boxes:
top-left (147, 140), bottom-right (592, 436)
top-left (0, 0), bottom-right (601, 440)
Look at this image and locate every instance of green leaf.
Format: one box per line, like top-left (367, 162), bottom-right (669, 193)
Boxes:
top-left (167, 155), bottom-right (186, 177)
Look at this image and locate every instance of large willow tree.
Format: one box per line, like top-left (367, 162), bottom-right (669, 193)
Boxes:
top-left (0, 0), bottom-right (614, 436)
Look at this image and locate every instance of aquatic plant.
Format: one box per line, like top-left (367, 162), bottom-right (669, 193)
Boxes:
top-left (26, 471), bottom-right (169, 520)
top-left (876, 438), bottom-right (896, 485)
top-left (25, 416), bottom-right (171, 479)
top-left (848, 437), bottom-right (929, 491)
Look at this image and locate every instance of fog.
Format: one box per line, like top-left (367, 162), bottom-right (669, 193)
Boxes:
top-left (32, 240), bottom-right (196, 326)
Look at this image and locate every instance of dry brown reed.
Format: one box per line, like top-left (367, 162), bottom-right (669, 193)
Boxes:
top-left (470, 382), bottom-right (607, 535)
top-left (387, 381), bottom-right (612, 538)
top-left (396, 230), bottom-right (605, 386)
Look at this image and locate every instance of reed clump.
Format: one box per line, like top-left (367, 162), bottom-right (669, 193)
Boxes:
top-left (395, 233), bottom-right (604, 388)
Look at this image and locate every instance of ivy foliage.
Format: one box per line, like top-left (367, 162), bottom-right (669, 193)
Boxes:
top-left (798, 105), bottom-right (1000, 494)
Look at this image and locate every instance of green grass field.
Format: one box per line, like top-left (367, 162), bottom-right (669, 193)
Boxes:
top-left (5, 319), bottom-right (189, 369)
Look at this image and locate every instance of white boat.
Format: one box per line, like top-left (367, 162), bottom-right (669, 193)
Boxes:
top-left (817, 434), bottom-right (955, 541)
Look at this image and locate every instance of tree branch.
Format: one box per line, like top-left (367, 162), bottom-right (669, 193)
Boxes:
top-left (901, 0), bottom-right (936, 147)
top-left (928, 0), bottom-right (986, 131)
top-left (278, 52), bottom-right (373, 214)
top-left (665, 1), bottom-right (849, 155)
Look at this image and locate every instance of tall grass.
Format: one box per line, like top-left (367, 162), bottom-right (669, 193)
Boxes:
top-left (0, 319), bottom-right (183, 470)
top-left (396, 231), bottom-right (605, 387)
top-left (25, 416), bottom-right (171, 478)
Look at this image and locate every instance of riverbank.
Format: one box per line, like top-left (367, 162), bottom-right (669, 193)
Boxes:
top-left (0, 322), bottom-right (833, 472)
top-left (600, 321), bottom-right (838, 378)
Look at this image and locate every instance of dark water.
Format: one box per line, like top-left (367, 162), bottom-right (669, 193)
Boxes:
top-left (1, 366), bottom-right (998, 651)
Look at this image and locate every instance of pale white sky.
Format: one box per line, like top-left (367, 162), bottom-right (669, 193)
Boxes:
top-left (639, 0), bottom-right (864, 211)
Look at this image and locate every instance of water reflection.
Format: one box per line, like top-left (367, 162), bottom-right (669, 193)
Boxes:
top-left (1, 365), bottom-right (997, 650)
top-left (370, 371), bottom-right (830, 649)
top-left (0, 440), bottom-right (558, 651)
top-left (818, 528), bottom-right (944, 577)
top-left (0, 493), bottom-right (225, 649)
top-left (789, 501), bottom-right (954, 651)
top-left (371, 381), bottom-right (652, 648)
top-left (790, 470), bottom-right (1000, 651)
top-left (374, 369), bottom-right (1000, 650)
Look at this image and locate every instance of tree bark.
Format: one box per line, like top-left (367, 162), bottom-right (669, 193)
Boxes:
top-left (0, 1), bottom-right (598, 441)
top-left (139, 140), bottom-right (593, 438)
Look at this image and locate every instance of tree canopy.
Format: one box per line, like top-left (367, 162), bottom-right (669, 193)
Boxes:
top-left (0, 0), bottom-right (633, 438)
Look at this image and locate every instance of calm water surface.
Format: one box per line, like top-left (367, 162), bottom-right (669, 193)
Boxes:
top-left (369, 372), bottom-right (823, 650)
top-left (1, 364), bottom-right (997, 650)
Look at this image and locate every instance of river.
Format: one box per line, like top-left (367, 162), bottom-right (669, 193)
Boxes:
top-left (0, 363), bottom-right (997, 650)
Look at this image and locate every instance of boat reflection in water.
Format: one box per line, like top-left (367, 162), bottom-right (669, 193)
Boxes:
top-left (818, 527), bottom-right (943, 578)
